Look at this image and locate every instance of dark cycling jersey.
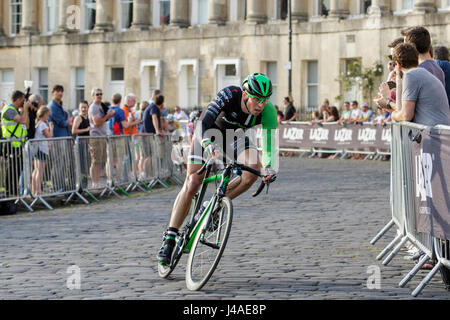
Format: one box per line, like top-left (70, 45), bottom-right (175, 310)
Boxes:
top-left (198, 86), bottom-right (277, 168)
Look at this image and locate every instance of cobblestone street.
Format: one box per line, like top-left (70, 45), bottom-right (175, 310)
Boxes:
top-left (0, 157), bottom-right (449, 300)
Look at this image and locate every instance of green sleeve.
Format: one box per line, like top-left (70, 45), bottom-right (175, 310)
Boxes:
top-left (260, 102), bottom-right (278, 168)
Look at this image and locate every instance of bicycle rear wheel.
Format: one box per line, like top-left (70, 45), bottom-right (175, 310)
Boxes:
top-left (185, 197), bottom-right (233, 291)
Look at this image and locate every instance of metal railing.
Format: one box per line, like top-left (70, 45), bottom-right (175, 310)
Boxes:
top-left (0, 134), bottom-right (183, 213)
top-left (370, 121), bottom-right (450, 297)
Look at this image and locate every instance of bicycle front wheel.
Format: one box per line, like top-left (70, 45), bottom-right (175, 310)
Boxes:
top-left (185, 197), bottom-right (233, 291)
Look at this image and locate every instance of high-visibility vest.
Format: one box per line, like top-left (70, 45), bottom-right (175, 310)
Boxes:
top-left (1, 104), bottom-right (28, 148)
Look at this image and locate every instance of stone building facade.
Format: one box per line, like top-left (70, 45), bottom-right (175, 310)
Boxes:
top-left (0, 0), bottom-right (449, 115)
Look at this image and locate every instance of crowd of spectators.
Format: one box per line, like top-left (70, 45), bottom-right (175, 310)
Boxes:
top-left (0, 85), bottom-right (193, 203)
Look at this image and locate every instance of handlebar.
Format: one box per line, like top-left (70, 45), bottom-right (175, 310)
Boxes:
top-left (196, 157), bottom-right (271, 198)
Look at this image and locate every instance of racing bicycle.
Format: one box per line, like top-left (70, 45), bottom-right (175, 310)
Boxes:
top-left (157, 157), bottom-right (270, 291)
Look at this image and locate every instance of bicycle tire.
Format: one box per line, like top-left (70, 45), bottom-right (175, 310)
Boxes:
top-left (185, 197), bottom-right (233, 291)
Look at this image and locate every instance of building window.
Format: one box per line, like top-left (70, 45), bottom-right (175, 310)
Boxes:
top-left (191, 0), bottom-right (209, 25)
top-left (38, 69), bottom-right (49, 104)
top-left (120, 0), bottom-right (133, 30)
top-left (306, 61), bottom-right (318, 110)
top-left (44, 0), bottom-right (59, 34)
top-left (225, 64), bottom-right (237, 77)
top-left (0, 69), bottom-right (14, 104)
top-left (402, 0), bottom-right (415, 10)
top-left (342, 58), bottom-right (361, 103)
top-left (214, 59), bottom-right (241, 94)
top-left (265, 62), bottom-right (278, 105)
top-left (153, 0), bottom-right (170, 26)
top-left (75, 68), bottom-right (85, 106)
top-left (277, 0), bottom-right (288, 20)
top-left (10, 0), bottom-right (22, 35)
top-left (320, 0), bottom-right (330, 16)
top-left (178, 60), bottom-right (199, 109)
top-left (108, 67), bottom-right (125, 99)
top-left (359, 0), bottom-right (372, 14)
top-left (229, 0), bottom-right (246, 21)
top-left (83, 0), bottom-right (96, 31)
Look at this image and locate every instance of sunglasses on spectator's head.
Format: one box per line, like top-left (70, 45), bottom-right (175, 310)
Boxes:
top-left (245, 91), bottom-right (269, 105)
top-left (388, 55), bottom-right (393, 60)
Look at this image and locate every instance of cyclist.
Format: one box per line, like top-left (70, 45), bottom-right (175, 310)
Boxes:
top-left (157, 73), bottom-right (278, 265)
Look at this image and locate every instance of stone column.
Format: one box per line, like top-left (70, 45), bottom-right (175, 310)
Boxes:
top-left (413, 0), bottom-right (437, 13)
top-left (208, 0), bottom-right (227, 25)
top-left (170, 0), bottom-right (189, 27)
top-left (329, 0), bottom-right (350, 18)
top-left (58, 0), bottom-right (71, 32)
top-left (246, 0), bottom-right (267, 24)
top-left (291, 0), bottom-right (308, 22)
top-left (131, 0), bottom-right (151, 30)
top-left (0, 1), bottom-right (5, 36)
top-left (368, 0), bottom-right (390, 15)
top-left (94, 0), bottom-right (114, 31)
top-left (21, 0), bottom-right (39, 34)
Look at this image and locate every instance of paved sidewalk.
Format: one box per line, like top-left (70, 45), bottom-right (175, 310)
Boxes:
top-left (0, 157), bottom-right (448, 300)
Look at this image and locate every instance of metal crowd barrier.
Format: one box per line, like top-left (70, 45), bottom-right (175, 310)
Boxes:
top-left (370, 121), bottom-right (450, 297)
top-left (106, 135), bottom-right (139, 196)
top-left (153, 135), bottom-right (183, 187)
top-left (131, 133), bottom-right (158, 190)
top-left (0, 139), bottom-right (32, 212)
top-left (23, 137), bottom-right (88, 210)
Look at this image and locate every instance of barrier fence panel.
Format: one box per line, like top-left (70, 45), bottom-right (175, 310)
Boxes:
top-left (371, 124), bottom-right (401, 247)
top-left (23, 137), bottom-right (88, 210)
top-left (132, 134), bottom-right (158, 190)
top-left (371, 121), bottom-right (450, 297)
top-left (75, 136), bottom-right (119, 200)
top-left (152, 135), bottom-right (170, 188)
top-left (106, 135), bottom-right (136, 196)
top-left (0, 139), bottom-right (32, 212)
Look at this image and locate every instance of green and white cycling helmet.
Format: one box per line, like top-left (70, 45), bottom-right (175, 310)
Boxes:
top-left (242, 73), bottom-right (273, 104)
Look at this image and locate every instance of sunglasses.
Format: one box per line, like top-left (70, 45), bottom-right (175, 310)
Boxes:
top-left (246, 91), bottom-right (269, 105)
top-left (95, 93), bottom-right (103, 96)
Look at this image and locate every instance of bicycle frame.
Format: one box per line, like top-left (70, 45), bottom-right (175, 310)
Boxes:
top-left (182, 165), bottom-right (232, 254)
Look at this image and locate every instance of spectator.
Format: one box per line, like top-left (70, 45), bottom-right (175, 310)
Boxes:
top-left (337, 101), bottom-right (352, 124)
top-left (88, 88), bottom-right (115, 188)
top-left (322, 98), bottom-right (331, 113)
top-left (174, 106), bottom-right (189, 122)
top-left (71, 101), bottom-right (90, 188)
top-left (143, 95), bottom-right (165, 136)
top-left (32, 106), bottom-right (53, 195)
top-left (135, 101), bottom-right (149, 133)
top-left (27, 94), bottom-right (44, 140)
top-left (325, 106), bottom-right (339, 122)
top-left (109, 93), bottom-right (140, 136)
top-left (350, 101), bottom-right (362, 123)
top-left (283, 97), bottom-right (297, 122)
top-left (1, 90), bottom-right (30, 199)
top-left (150, 89), bottom-right (161, 104)
top-left (375, 43), bottom-right (450, 126)
top-left (434, 45), bottom-right (450, 105)
top-left (49, 85), bottom-right (70, 138)
top-left (371, 108), bottom-right (391, 126)
top-left (274, 105), bottom-right (284, 124)
top-left (121, 93), bottom-right (139, 136)
top-left (174, 106), bottom-right (189, 135)
top-left (356, 102), bottom-right (374, 123)
top-left (72, 101), bottom-right (91, 137)
top-left (402, 26), bottom-right (445, 86)
top-left (387, 37), bottom-right (404, 81)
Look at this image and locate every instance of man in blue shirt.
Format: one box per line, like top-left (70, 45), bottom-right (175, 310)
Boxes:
top-left (434, 45), bottom-right (450, 106)
top-left (49, 85), bottom-right (71, 137)
top-left (48, 85), bottom-right (72, 191)
top-left (142, 95), bottom-right (165, 135)
top-left (108, 93), bottom-right (141, 135)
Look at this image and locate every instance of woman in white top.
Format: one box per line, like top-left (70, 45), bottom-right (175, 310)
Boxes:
top-left (32, 106), bottom-right (54, 195)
